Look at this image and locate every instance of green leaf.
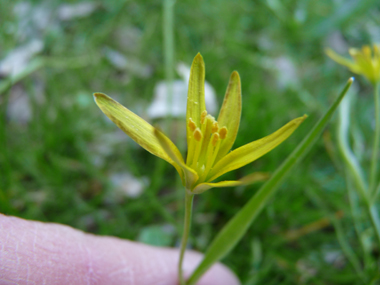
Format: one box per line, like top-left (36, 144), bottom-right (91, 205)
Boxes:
top-left (186, 78), bottom-right (354, 285)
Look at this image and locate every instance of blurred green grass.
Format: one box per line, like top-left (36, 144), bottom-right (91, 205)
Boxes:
top-left (1, 0), bottom-right (380, 283)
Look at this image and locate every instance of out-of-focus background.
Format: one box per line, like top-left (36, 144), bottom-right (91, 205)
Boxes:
top-left (1, 0), bottom-right (379, 283)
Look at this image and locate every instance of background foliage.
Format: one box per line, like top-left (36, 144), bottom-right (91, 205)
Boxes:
top-left (1, 0), bottom-right (379, 283)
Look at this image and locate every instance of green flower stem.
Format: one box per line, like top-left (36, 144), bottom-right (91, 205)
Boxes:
top-left (370, 83), bottom-right (380, 197)
top-left (186, 78), bottom-right (353, 285)
top-left (178, 190), bottom-right (194, 285)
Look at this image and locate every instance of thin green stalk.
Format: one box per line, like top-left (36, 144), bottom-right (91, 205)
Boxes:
top-left (347, 180), bottom-right (371, 272)
top-left (148, 159), bottom-right (180, 229)
top-left (370, 83), bottom-right (379, 196)
top-left (163, 0), bottom-right (175, 82)
top-left (306, 187), bottom-right (365, 282)
top-left (163, 0), bottom-right (175, 128)
top-left (337, 91), bottom-right (368, 202)
top-left (337, 83), bottom-right (380, 252)
top-left (374, 182), bottom-right (380, 201)
top-left (0, 55), bottom-right (96, 95)
top-left (162, 0), bottom-right (183, 228)
top-left (0, 58), bottom-right (44, 95)
top-left (187, 78), bottom-right (354, 285)
top-left (178, 191), bottom-right (194, 285)
top-left (367, 202), bottom-right (380, 249)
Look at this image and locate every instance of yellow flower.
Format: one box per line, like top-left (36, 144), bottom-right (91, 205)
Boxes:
top-left (94, 53), bottom-right (306, 194)
top-left (326, 44), bottom-right (380, 85)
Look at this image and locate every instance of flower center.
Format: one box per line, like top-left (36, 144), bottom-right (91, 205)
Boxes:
top-left (187, 110), bottom-right (228, 182)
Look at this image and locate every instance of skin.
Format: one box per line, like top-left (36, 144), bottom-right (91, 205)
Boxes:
top-left (0, 214), bottom-right (240, 285)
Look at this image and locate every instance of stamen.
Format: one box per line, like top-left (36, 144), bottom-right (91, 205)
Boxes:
top-left (374, 44), bottom-right (379, 55)
top-left (212, 133), bottom-right (220, 146)
top-left (193, 128), bottom-right (202, 141)
top-left (200, 132), bottom-right (222, 181)
top-left (362, 45), bottom-right (371, 58)
top-left (212, 122), bottom-right (219, 133)
top-left (219, 127), bottom-right (228, 139)
top-left (374, 45), bottom-right (380, 62)
top-left (197, 115), bottom-right (215, 167)
top-left (186, 118), bottom-right (198, 166)
top-left (191, 128), bottom-right (203, 169)
top-left (200, 110), bottom-right (208, 124)
top-left (188, 118), bottom-right (196, 132)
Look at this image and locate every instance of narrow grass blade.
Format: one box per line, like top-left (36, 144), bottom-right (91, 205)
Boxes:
top-left (186, 78), bottom-right (353, 285)
top-left (305, 187), bottom-right (365, 282)
top-left (368, 204), bottom-right (380, 248)
top-left (337, 91), bottom-right (368, 200)
top-left (0, 58), bottom-right (44, 95)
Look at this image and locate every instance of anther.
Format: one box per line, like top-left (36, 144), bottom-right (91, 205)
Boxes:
top-left (193, 128), bottom-right (202, 142)
top-left (212, 122), bottom-right (219, 133)
top-left (201, 110), bottom-right (208, 124)
top-left (219, 127), bottom-right (228, 139)
top-left (211, 133), bottom-right (220, 146)
top-left (188, 118), bottom-right (196, 132)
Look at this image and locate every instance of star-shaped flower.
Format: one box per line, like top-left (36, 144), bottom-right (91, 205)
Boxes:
top-left (326, 44), bottom-right (380, 85)
top-left (94, 53), bottom-right (306, 193)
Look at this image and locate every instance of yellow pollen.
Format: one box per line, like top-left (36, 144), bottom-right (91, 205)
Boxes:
top-left (188, 118), bottom-right (196, 132)
top-left (201, 110), bottom-right (208, 124)
top-left (211, 133), bottom-right (219, 146)
top-left (194, 128), bottom-right (202, 141)
top-left (212, 122), bottom-right (219, 133)
top-left (219, 127), bottom-right (228, 139)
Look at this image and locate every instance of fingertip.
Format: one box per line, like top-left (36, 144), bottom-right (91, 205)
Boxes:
top-left (0, 215), bottom-right (240, 285)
